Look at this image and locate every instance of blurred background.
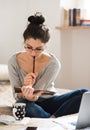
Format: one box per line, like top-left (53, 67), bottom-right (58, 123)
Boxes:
top-left (0, 0), bottom-right (90, 90)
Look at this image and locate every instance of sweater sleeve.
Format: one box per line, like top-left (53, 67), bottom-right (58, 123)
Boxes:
top-left (8, 57), bottom-right (22, 86)
top-left (8, 56), bottom-right (22, 99)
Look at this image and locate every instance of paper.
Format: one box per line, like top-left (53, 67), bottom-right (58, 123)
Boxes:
top-left (52, 114), bottom-right (78, 130)
top-left (13, 117), bottom-right (30, 125)
top-left (52, 114), bottom-right (90, 130)
top-left (0, 115), bottom-right (15, 125)
top-left (0, 115), bottom-right (30, 125)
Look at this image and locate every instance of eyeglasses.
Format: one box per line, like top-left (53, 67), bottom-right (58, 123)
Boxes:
top-left (24, 45), bottom-right (44, 53)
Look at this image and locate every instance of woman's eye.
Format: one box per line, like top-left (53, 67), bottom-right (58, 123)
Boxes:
top-left (27, 46), bottom-right (32, 49)
top-left (36, 48), bottom-right (42, 51)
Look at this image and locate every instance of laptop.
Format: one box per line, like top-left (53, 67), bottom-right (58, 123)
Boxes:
top-left (76, 91), bottom-right (90, 129)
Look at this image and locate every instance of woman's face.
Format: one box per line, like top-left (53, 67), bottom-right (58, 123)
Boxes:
top-left (24, 38), bottom-right (45, 57)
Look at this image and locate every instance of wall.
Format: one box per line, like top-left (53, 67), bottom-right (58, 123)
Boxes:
top-left (72, 30), bottom-right (90, 89)
top-left (0, 0), bottom-right (28, 64)
top-left (59, 30), bottom-right (90, 89)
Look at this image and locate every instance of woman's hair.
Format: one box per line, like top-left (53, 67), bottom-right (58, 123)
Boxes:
top-left (23, 12), bottom-right (50, 43)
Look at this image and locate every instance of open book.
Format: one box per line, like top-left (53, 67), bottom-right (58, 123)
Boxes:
top-left (0, 114), bottom-right (30, 125)
top-left (14, 86), bottom-right (55, 95)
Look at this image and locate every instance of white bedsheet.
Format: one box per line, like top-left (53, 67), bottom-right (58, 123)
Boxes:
top-left (0, 84), bottom-right (15, 107)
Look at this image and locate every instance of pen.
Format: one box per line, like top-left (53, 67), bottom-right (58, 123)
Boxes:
top-left (33, 56), bottom-right (35, 73)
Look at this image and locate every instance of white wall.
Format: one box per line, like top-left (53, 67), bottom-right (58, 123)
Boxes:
top-left (59, 30), bottom-right (90, 89)
top-left (0, 0), bottom-right (28, 64)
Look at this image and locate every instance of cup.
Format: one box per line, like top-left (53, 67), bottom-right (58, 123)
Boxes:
top-left (12, 103), bottom-right (26, 120)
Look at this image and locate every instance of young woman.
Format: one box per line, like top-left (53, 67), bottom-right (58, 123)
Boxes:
top-left (8, 12), bottom-right (88, 118)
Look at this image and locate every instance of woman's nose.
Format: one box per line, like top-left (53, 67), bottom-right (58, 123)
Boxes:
top-left (31, 50), bottom-right (36, 56)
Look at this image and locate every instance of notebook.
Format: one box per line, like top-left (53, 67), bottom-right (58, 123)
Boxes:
top-left (76, 91), bottom-right (90, 129)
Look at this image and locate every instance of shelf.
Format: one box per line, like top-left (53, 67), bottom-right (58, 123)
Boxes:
top-left (55, 26), bottom-right (90, 30)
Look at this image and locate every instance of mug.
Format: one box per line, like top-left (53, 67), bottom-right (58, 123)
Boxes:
top-left (12, 103), bottom-right (26, 120)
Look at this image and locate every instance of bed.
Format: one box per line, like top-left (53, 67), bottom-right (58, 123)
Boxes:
top-left (0, 83), bottom-right (77, 130)
top-left (0, 64), bottom-right (78, 130)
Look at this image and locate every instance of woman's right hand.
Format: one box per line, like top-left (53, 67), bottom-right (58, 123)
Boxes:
top-left (24, 72), bottom-right (38, 86)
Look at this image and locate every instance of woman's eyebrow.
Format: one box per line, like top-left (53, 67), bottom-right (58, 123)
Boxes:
top-left (26, 44), bottom-right (32, 47)
top-left (26, 44), bottom-right (44, 48)
top-left (36, 46), bottom-right (44, 49)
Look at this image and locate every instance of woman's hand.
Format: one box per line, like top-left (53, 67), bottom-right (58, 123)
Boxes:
top-left (24, 72), bottom-right (38, 86)
top-left (21, 86), bottom-right (44, 101)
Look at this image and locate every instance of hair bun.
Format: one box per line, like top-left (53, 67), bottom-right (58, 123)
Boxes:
top-left (28, 12), bottom-right (45, 25)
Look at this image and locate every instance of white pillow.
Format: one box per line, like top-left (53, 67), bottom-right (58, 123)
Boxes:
top-left (0, 64), bottom-right (9, 81)
top-left (0, 84), bottom-right (16, 107)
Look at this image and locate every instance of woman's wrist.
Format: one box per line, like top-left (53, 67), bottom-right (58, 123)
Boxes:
top-left (17, 92), bottom-right (39, 101)
top-left (17, 93), bottom-right (24, 99)
top-left (34, 95), bottom-right (39, 101)
top-left (24, 95), bottom-right (39, 101)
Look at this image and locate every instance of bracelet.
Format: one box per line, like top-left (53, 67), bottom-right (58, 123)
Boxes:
top-left (22, 94), bottom-right (25, 98)
top-left (35, 96), bottom-right (39, 100)
top-left (22, 94), bottom-right (39, 100)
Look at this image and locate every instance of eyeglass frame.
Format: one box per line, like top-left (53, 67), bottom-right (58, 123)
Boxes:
top-left (24, 44), bottom-right (45, 53)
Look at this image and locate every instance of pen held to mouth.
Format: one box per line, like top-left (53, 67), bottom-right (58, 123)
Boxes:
top-left (33, 56), bottom-right (35, 73)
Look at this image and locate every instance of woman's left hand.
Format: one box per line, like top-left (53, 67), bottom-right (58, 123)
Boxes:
top-left (21, 86), bottom-right (44, 101)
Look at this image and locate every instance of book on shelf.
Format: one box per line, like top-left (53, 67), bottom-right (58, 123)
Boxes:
top-left (63, 9), bottom-right (69, 26)
top-left (70, 8), bottom-right (81, 26)
top-left (76, 9), bottom-right (81, 26)
top-left (69, 9), bottom-right (73, 26)
top-left (81, 19), bottom-right (90, 26)
top-left (63, 8), bottom-right (81, 26)
top-left (73, 8), bottom-right (77, 26)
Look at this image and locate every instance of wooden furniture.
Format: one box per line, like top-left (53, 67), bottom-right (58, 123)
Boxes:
top-left (56, 26), bottom-right (90, 30)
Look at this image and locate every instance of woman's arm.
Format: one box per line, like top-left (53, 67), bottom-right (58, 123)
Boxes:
top-left (8, 57), bottom-right (23, 99)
